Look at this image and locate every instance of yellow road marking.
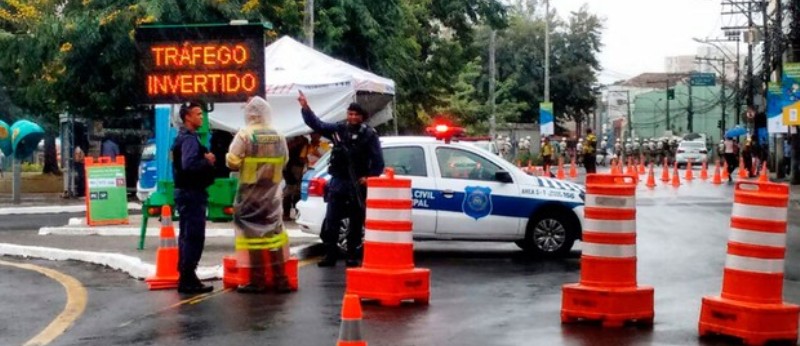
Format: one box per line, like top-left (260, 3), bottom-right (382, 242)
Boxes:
top-left (0, 259), bottom-right (87, 346)
top-left (299, 257), bottom-right (319, 267)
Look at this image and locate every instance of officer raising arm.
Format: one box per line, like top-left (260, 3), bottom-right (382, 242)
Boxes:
top-left (172, 102), bottom-right (216, 294)
top-left (298, 91), bottom-right (385, 267)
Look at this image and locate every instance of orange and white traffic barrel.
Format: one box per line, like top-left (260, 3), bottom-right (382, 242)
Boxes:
top-left (346, 168), bottom-right (430, 306)
top-left (561, 173), bottom-right (654, 327)
top-left (699, 181), bottom-right (799, 345)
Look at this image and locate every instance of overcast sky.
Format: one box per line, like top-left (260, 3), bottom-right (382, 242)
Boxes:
top-left (551, 0), bottom-right (727, 84)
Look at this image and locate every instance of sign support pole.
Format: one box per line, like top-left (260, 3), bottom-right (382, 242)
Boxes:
top-left (12, 158), bottom-right (20, 204)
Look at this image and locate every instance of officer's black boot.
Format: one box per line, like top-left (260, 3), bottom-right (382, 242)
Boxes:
top-left (178, 270), bottom-right (213, 294)
top-left (317, 243), bottom-right (338, 267)
top-left (345, 247), bottom-right (361, 268)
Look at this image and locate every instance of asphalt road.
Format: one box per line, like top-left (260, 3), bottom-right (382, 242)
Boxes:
top-left (3, 179), bottom-right (800, 346)
top-left (0, 212), bottom-right (84, 231)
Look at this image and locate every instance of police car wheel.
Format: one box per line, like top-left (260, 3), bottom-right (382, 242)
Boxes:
top-left (519, 209), bottom-right (577, 257)
top-left (336, 218), bottom-right (363, 255)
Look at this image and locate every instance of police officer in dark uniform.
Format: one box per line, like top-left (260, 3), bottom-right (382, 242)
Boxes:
top-left (298, 91), bottom-right (384, 267)
top-left (172, 102), bottom-right (216, 294)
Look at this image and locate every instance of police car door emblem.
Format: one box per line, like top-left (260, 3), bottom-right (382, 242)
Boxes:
top-left (463, 186), bottom-right (492, 220)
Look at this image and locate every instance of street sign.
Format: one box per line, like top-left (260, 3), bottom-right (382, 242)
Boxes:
top-left (690, 73), bottom-right (716, 87)
top-left (135, 23), bottom-right (266, 104)
top-left (784, 103), bottom-right (800, 126)
top-left (85, 156), bottom-right (129, 226)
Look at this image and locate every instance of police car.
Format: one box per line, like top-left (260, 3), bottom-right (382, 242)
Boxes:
top-left (295, 127), bottom-right (586, 257)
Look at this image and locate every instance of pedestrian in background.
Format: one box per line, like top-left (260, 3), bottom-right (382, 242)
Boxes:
top-left (304, 132), bottom-right (330, 168)
top-left (172, 102), bottom-right (216, 294)
top-left (583, 128), bottom-right (597, 174)
top-left (299, 90), bottom-right (384, 267)
top-left (73, 146), bottom-right (86, 197)
top-left (540, 137), bottom-right (553, 169)
top-left (100, 135), bottom-right (119, 161)
top-left (784, 137), bottom-right (792, 176)
top-left (226, 96), bottom-right (292, 294)
top-left (723, 137), bottom-right (737, 182)
top-left (282, 135), bottom-right (308, 221)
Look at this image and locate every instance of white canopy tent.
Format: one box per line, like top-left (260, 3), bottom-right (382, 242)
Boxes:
top-left (207, 36), bottom-right (396, 136)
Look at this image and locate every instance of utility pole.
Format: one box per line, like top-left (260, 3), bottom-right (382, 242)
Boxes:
top-left (626, 91), bottom-right (632, 137)
top-left (696, 56), bottom-right (729, 139)
top-left (665, 80), bottom-right (671, 132)
top-left (304, 0), bottom-right (314, 48)
top-left (746, 0), bottom-right (755, 109)
top-left (489, 30), bottom-right (497, 139)
top-left (544, 0), bottom-right (550, 103)
top-left (687, 79), bottom-right (694, 133)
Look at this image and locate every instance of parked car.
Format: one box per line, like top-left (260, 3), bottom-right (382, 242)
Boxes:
top-left (296, 136), bottom-right (586, 257)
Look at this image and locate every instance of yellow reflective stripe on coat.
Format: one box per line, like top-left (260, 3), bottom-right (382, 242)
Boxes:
top-left (241, 156), bottom-right (284, 184)
top-left (235, 232), bottom-right (289, 250)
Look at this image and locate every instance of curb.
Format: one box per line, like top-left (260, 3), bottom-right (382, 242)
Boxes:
top-left (0, 203), bottom-right (142, 216)
top-left (38, 226), bottom-right (318, 239)
top-left (0, 242), bottom-right (322, 281)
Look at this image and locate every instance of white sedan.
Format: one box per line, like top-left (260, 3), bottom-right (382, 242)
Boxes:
top-left (295, 136), bottom-right (586, 257)
top-left (675, 140), bottom-right (708, 167)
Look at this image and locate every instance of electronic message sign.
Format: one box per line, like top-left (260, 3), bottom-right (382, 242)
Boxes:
top-left (136, 24), bottom-right (265, 103)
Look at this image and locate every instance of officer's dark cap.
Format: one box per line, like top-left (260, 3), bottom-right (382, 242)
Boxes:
top-left (347, 103), bottom-right (368, 118)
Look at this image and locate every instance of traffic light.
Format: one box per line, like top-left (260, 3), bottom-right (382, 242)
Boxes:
top-left (667, 89), bottom-right (675, 100)
top-left (717, 120), bottom-right (722, 129)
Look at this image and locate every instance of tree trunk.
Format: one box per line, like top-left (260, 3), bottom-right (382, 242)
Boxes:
top-left (42, 132), bottom-right (60, 175)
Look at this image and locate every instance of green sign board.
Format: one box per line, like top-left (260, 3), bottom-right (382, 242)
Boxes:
top-left (86, 163), bottom-right (129, 225)
top-left (690, 73), bottom-right (716, 87)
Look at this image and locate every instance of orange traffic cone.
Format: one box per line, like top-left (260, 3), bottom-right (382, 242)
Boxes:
top-left (661, 158), bottom-right (670, 182)
top-left (738, 157), bottom-right (748, 179)
top-left (611, 159), bottom-right (621, 175)
top-left (721, 160), bottom-right (729, 181)
top-left (337, 294), bottom-right (367, 346)
top-left (684, 160), bottom-right (694, 181)
top-left (671, 162), bottom-right (681, 187)
top-left (700, 160), bottom-right (709, 180)
top-left (759, 161), bottom-right (769, 182)
top-left (557, 157), bottom-right (566, 180)
top-left (645, 164), bottom-right (657, 188)
top-left (562, 174), bottom-right (653, 327)
top-left (638, 156), bottom-right (646, 174)
top-left (711, 161), bottom-right (722, 185)
top-left (346, 168), bottom-right (430, 306)
top-left (569, 157), bottom-right (578, 178)
top-left (699, 182), bottom-right (799, 345)
top-left (624, 158), bottom-right (633, 175)
top-left (146, 205), bottom-right (180, 290)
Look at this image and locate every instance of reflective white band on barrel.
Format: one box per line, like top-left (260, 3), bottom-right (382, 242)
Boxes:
top-left (728, 228), bottom-right (787, 248)
top-left (366, 208), bottom-right (412, 222)
top-left (731, 203), bottom-right (787, 222)
top-left (368, 187), bottom-right (412, 200)
top-left (581, 243), bottom-right (637, 258)
top-left (584, 195), bottom-right (636, 209)
top-left (365, 229), bottom-right (413, 244)
top-left (725, 254), bottom-right (785, 274)
top-left (583, 219), bottom-right (636, 234)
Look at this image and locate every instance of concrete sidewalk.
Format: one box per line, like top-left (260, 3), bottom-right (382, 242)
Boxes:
top-left (0, 217), bottom-right (322, 281)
